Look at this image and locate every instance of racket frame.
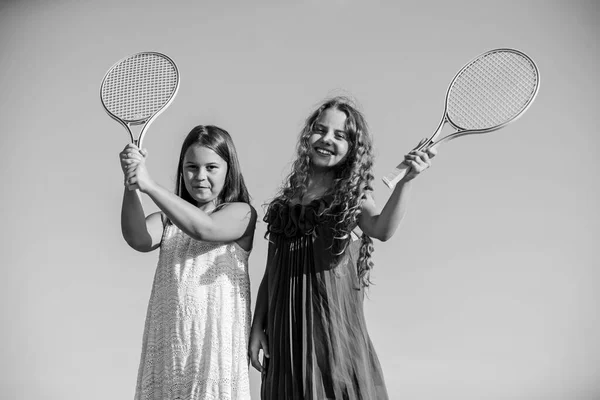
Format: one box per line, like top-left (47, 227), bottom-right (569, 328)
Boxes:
top-left (382, 48), bottom-right (540, 189)
top-left (100, 51), bottom-right (180, 148)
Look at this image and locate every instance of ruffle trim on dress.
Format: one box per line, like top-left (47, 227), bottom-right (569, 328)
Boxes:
top-left (264, 197), bottom-right (332, 237)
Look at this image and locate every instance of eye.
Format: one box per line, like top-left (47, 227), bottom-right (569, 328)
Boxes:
top-left (207, 165), bottom-right (218, 171)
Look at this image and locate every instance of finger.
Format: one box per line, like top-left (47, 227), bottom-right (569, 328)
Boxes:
top-left (140, 148), bottom-right (148, 157)
top-left (407, 160), bottom-right (422, 171)
top-left (249, 350), bottom-right (263, 372)
top-left (262, 339), bottom-right (270, 358)
top-left (251, 359), bottom-right (263, 372)
top-left (404, 153), bottom-right (419, 162)
top-left (425, 146), bottom-right (438, 157)
top-left (122, 143), bottom-right (140, 153)
top-left (127, 149), bottom-right (144, 159)
top-left (125, 179), bottom-right (136, 190)
top-left (408, 149), bottom-right (431, 165)
top-left (413, 150), bottom-right (430, 164)
top-left (126, 176), bottom-right (140, 190)
top-left (125, 170), bottom-right (138, 180)
top-left (124, 158), bottom-right (143, 166)
top-left (120, 152), bottom-right (143, 162)
top-left (125, 172), bottom-right (138, 181)
top-left (121, 157), bottom-right (141, 165)
top-left (126, 160), bottom-right (140, 169)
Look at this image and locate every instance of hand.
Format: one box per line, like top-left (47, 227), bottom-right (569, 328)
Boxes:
top-left (402, 138), bottom-right (437, 182)
top-left (119, 143), bottom-right (145, 175)
top-left (248, 327), bottom-right (269, 374)
top-left (119, 144), bottom-right (151, 192)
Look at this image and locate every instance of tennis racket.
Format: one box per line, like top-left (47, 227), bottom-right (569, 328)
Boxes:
top-left (382, 48), bottom-right (540, 189)
top-left (100, 51), bottom-right (180, 148)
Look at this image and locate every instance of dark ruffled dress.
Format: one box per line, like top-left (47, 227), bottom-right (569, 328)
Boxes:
top-left (261, 197), bottom-right (389, 400)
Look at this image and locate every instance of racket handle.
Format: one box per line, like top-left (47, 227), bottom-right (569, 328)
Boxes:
top-left (382, 163), bottom-right (410, 189)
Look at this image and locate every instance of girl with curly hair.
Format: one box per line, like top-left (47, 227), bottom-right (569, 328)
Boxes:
top-left (249, 97), bottom-right (437, 399)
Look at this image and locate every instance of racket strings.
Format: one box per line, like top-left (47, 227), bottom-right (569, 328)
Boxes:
top-left (447, 51), bottom-right (538, 130)
top-left (101, 53), bottom-right (178, 121)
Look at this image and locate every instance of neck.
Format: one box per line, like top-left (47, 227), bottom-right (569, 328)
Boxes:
top-left (305, 168), bottom-right (335, 198)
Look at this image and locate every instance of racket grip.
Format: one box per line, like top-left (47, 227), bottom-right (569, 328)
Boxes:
top-left (382, 163), bottom-right (410, 189)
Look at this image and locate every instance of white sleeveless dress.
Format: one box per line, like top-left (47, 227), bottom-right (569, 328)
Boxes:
top-left (134, 222), bottom-right (252, 400)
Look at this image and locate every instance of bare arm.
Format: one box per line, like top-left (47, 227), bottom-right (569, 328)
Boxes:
top-left (119, 145), bottom-right (163, 252)
top-left (145, 183), bottom-right (253, 243)
top-left (251, 270), bottom-right (269, 333)
top-left (120, 189), bottom-right (164, 252)
top-left (127, 148), bottom-right (254, 243)
top-left (359, 146), bottom-right (436, 241)
top-left (249, 267), bottom-right (269, 372)
top-left (358, 182), bottom-right (412, 242)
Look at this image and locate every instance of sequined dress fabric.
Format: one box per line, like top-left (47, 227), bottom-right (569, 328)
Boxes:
top-left (261, 198), bottom-right (389, 400)
top-left (134, 222), bottom-right (252, 400)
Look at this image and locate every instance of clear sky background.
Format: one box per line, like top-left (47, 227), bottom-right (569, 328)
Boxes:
top-left (1, 0), bottom-right (598, 399)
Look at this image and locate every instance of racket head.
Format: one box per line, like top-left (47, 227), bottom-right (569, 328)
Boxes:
top-left (100, 52), bottom-right (180, 144)
top-left (382, 48), bottom-right (540, 189)
top-left (444, 48), bottom-right (540, 133)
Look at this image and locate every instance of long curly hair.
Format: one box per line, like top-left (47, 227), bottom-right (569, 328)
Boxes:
top-left (275, 96), bottom-right (376, 287)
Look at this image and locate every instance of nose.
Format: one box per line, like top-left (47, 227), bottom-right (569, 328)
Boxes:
top-left (197, 168), bottom-right (207, 181)
top-left (320, 130), bottom-right (334, 144)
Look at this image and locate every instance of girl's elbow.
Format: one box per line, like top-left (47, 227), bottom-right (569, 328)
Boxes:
top-left (377, 232), bottom-right (393, 242)
top-left (124, 237), bottom-right (151, 252)
top-left (371, 228), bottom-right (395, 242)
top-left (122, 231), bottom-right (153, 252)
top-left (188, 227), bottom-right (209, 241)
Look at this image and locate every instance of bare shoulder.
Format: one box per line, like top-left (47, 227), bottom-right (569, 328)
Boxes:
top-left (220, 203), bottom-right (257, 251)
top-left (214, 202), bottom-right (257, 220)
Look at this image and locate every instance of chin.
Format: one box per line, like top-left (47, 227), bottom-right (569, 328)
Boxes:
top-left (309, 155), bottom-right (329, 167)
top-left (191, 194), bottom-right (210, 203)
top-left (314, 158), bottom-right (343, 169)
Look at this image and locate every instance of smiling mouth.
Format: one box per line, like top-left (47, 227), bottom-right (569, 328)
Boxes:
top-left (314, 147), bottom-right (334, 156)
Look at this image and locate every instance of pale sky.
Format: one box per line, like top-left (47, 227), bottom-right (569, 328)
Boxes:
top-left (1, 1), bottom-right (599, 399)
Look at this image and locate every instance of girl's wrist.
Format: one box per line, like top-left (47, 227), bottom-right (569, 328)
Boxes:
top-left (251, 320), bottom-right (265, 332)
top-left (140, 179), bottom-right (158, 194)
top-left (396, 178), bottom-right (414, 187)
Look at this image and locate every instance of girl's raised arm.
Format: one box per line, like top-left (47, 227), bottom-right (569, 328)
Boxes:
top-left (128, 153), bottom-right (255, 244)
top-left (120, 144), bottom-right (164, 252)
top-left (144, 183), bottom-right (255, 244)
top-left (359, 145), bottom-right (436, 241)
top-left (121, 190), bottom-right (164, 252)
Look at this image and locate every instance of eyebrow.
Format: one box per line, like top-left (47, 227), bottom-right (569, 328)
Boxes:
top-left (314, 123), bottom-right (347, 134)
top-left (184, 161), bottom-right (221, 166)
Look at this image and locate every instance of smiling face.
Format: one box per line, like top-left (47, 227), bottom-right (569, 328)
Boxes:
top-left (182, 144), bottom-right (228, 208)
top-left (308, 107), bottom-right (350, 170)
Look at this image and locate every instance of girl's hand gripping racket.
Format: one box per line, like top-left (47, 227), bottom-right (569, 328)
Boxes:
top-left (100, 52), bottom-right (180, 148)
top-left (382, 48), bottom-right (540, 189)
